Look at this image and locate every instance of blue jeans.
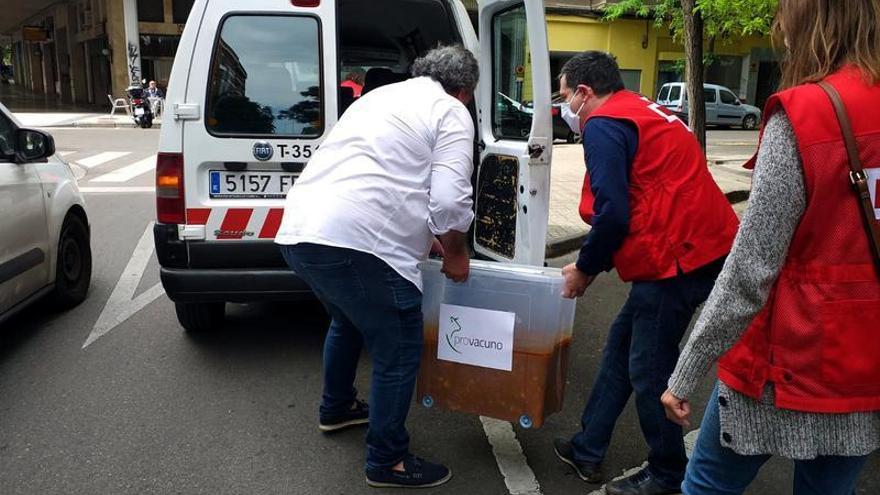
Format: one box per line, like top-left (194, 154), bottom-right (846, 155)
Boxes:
top-left (684, 385), bottom-right (869, 494)
top-left (281, 243), bottom-right (423, 471)
top-left (571, 259), bottom-right (724, 489)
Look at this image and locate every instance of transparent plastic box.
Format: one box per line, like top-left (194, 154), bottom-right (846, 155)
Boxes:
top-left (417, 259), bottom-right (577, 428)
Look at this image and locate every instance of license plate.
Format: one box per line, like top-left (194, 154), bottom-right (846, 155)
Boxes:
top-left (134, 107), bottom-right (145, 116)
top-left (209, 171), bottom-right (298, 199)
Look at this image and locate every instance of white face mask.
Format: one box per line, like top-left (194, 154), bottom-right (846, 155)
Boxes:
top-left (562, 91), bottom-right (586, 135)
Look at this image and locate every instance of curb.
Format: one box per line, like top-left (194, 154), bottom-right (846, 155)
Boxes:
top-left (545, 188), bottom-right (751, 259)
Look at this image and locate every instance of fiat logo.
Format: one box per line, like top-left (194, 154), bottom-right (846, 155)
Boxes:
top-left (253, 141), bottom-right (274, 161)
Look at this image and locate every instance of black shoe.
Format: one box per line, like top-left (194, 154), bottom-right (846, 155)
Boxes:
top-left (605, 468), bottom-right (681, 495)
top-left (365, 454), bottom-right (452, 489)
top-left (553, 438), bottom-right (604, 483)
top-left (318, 399), bottom-right (369, 432)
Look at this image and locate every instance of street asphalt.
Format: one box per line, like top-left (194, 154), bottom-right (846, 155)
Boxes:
top-left (0, 128), bottom-right (877, 494)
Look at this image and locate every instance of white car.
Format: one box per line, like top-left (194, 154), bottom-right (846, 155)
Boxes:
top-left (0, 103), bottom-right (92, 324)
top-left (156, 0), bottom-right (554, 332)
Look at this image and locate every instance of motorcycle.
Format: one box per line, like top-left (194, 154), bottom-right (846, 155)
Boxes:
top-left (126, 84), bottom-right (154, 129)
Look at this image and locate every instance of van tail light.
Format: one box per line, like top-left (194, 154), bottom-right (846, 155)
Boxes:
top-left (551, 107), bottom-right (560, 116)
top-left (291, 0), bottom-right (320, 6)
top-left (156, 152), bottom-right (185, 224)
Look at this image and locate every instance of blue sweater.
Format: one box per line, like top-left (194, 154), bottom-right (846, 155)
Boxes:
top-left (575, 117), bottom-right (638, 276)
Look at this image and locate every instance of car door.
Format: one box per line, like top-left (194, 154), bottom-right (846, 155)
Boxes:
top-left (475, 0), bottom-right (552, 266)
top-left (0, 109), bottom-right (51, 315)
top-left (703, 87), bottom-right (719, 124)
top-left (718, 88), bottom-right (744, 125)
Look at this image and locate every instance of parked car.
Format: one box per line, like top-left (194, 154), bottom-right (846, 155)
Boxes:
top-left (155, 0), bottom-right (555, 332)
top-left (0, 102), bottom-right (92, 325)
top-left (656, 82), bottom-right (761, 130)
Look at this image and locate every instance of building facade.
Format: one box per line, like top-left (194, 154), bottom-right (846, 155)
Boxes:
top-left (3, 0), bottom-right (193, 106)
top-left (3, 1), bottom-right (778, 110)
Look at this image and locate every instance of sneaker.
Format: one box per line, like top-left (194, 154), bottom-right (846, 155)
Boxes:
top-left (553, 438), bottom-right (604, 483)
top-left (365, 454), bottom-right (452, 489)
top-left (318, 399), bottom-right (369, 432)
top-left (605, 468), bottom-right (681, 495)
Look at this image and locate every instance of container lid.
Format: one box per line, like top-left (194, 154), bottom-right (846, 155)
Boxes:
top-left (418, 258), bottom-right (563, 283)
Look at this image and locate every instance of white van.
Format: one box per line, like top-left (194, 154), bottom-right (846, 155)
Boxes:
top-left (155, 0), bottom-right (554, 332)
top-left (656, 82), bottom-right (762, 130)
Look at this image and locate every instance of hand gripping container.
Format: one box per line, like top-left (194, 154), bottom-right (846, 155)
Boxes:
top-left (417, 259), bottom-right (576, 428)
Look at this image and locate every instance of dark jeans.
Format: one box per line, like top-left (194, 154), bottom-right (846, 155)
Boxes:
top-left (684, 385), bottom-right (868, 495)
top-left (281, 243), bottom-right (423, 471)
top-left (571, 258), bottom-right (724, 489)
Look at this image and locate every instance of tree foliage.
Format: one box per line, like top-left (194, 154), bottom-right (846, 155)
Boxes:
top-left (603, 0), bottom-right (778, 150)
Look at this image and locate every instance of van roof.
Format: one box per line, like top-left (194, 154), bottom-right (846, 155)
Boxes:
top-left (660, 82), bottom-right (730, 91)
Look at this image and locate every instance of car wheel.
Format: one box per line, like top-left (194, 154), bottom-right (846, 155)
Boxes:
top-left (175, 302), bottom-right (225, 333)
top-left (50, 214), bottom-right (92, 310)
top-left (566, 131), bottom-right (576, 144)
top-left (742, 114), bottom-right (759, 130)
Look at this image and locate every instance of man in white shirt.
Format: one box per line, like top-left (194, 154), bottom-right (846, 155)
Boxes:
top-left (275, 45), bottom-right (477, 489)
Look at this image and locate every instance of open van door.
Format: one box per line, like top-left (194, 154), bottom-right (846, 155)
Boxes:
top-left (475, 0), bottom-right (552, 266)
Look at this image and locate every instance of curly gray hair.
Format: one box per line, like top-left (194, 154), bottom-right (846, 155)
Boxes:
top-left (411, 45), bottom-right (479, 94)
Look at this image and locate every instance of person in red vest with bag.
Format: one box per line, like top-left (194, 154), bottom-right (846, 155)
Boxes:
top-left (553, 52), bottom-right (739, 495)
top-left (662, 0), bottom-right (880, 493)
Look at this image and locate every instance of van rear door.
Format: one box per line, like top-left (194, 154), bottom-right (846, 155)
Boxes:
top-left (475, 0), bottom-right (552, 266)
top-left (180, 0), bottom-right (335, 244)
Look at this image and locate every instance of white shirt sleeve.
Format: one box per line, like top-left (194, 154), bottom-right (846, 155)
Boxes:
top-left (428, 103), bottom-right (475, 236)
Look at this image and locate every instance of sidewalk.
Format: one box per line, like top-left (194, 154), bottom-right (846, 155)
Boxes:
top-left (545, 141), bottom-right (756, 257)
top-left (1, 82), bottom-right (162, 128)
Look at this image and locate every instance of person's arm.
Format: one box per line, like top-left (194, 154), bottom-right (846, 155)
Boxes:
top-left (666, 110), bottom-right (806, 405)
top-left (575, 118), bottom-right (636, 276)
top-left (428, 104), bottom-right (475, 282)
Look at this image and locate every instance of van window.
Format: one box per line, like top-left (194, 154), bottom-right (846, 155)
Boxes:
top-left (720, 89), bottom-right (738, 105)
top-left (704, 88), bottom-right (717, 103)
top-left (668, 85), bottom-right (682, 102)
top-left (492, 4), bottom-right (532, 140)
top-left (658, 85), bottom-right (669, 102)
top-left (205, 15), bottom-right (322, 138)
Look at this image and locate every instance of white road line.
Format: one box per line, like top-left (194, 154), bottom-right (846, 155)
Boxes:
top-left (90, 155), bottom-right (156, 183)
top-left (83, 222), bottom-right (165, 348)
top-left (79, 186), bottom-right (155, 194)
top-left (75, 151), bottom-right (131, 168)
top-left (480, 417), bottom-right (543, 495)
top-left (57, 150), bottom-right (76, 157)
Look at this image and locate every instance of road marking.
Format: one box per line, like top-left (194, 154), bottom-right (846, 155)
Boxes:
top-left (83, 222), bottom-right (165, 348)
top-left (58, 150), bottom-right (76, 157)
top-left (480, 416), bottom-right (542, 495)
top-left (75, 151), bottom-right (131, 169)
top-left (79, 186), bottom-right (155, 194)
top-left (90, 155), bottom-right (156, 182)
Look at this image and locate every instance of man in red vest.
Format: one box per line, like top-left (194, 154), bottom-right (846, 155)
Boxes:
top-left (551, 51), bottom-right (739, 495)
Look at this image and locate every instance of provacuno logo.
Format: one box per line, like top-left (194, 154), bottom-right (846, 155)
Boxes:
top-left (444, 314), bottom-right (506, 355)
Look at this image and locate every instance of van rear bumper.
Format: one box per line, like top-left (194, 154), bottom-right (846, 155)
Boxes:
top-left (160, 267), bottom-right (314, 303)
top-left (153, 222), bottom-right (314, 303)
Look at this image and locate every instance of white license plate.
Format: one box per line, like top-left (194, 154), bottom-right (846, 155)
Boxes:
top-left (134, 107), bottom-right (145, 116)
top-left (209, 170), bottom-right (298, 199)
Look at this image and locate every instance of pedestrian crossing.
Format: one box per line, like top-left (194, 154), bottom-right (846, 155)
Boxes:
top-left (58, 149), bottom-right (157, 193)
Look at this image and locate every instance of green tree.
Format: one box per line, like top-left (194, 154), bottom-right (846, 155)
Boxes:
top-left (604, 0), bottom-right (777, 150)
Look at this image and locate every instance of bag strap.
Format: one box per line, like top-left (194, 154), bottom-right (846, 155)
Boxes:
top-left (817, 81), bottom-right (880, 273)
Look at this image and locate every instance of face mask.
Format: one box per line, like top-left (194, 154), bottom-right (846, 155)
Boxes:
top-left (562, 91), bottom-right (586, 135)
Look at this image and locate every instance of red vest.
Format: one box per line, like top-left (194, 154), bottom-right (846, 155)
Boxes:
top-left (579, 91), bottom-right (738, 281)
top-left (718, 67), bottom-right (880, 413)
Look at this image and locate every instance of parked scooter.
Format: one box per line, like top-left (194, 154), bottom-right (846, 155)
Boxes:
top-left (126, 84), bottom-right (154, 129)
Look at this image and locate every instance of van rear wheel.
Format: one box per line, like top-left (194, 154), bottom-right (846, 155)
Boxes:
top-left (175, 302), bottom-right (225, 333)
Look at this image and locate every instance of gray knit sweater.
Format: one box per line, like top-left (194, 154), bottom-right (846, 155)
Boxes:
top-left (668, 111), bottom-right (880, 459)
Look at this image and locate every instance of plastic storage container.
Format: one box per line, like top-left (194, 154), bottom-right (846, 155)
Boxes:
top-left (417, 259), bottom-right (576, 428)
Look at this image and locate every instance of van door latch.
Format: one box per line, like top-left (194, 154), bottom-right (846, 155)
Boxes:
top-left (173, 103), bottom-right (201, 121)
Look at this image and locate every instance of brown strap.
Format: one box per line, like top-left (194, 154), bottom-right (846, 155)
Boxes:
top-left (817, 81), bottom-right (880, 273)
